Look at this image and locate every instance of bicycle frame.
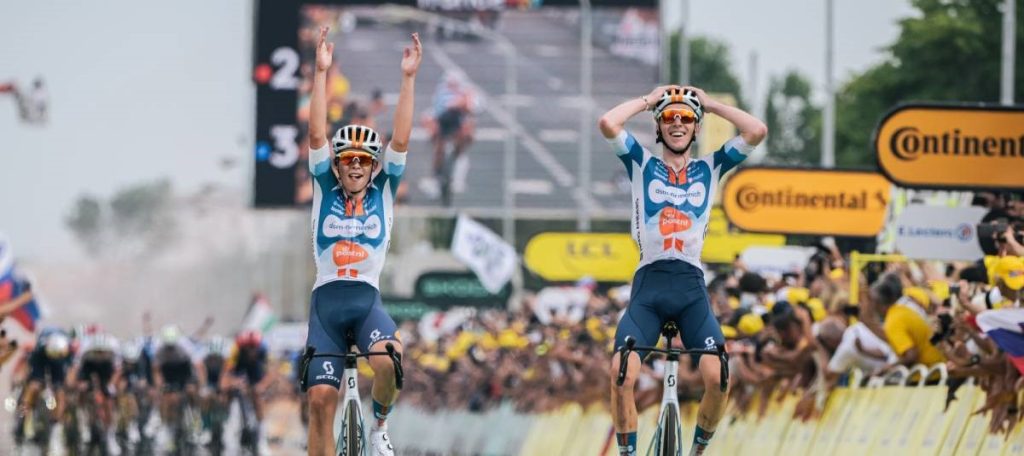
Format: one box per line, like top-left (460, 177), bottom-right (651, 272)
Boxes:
top-left (298, 343), bottom-right (403, 456)
top-left (338, 354), bottom-right (365, 456)
top-left (616, 323), bottom-right (729, 456)
top-left (652, 348), bottom-right (683, 456)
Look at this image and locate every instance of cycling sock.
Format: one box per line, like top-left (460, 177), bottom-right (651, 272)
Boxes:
top-left (372, 400), bottom-right (391, 426)
top-left (690, 425), bottom-right (714, 456)
top-left (616, 432), bottom-right (637, 456)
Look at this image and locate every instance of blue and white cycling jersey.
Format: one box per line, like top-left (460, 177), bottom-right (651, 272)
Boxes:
top-left (607, 130), bottom-right (753, 271)
top-left (308, 143), bottom-right (405, 291)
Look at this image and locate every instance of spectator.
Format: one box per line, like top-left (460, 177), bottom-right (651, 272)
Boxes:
top-left (868, 273), bottom-right (946, 368)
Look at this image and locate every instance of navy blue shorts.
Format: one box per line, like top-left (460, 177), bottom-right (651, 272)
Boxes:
top-left (305, 280), bottom-right (399, 389)
top-left (614, 260), bottom-right (724, 365)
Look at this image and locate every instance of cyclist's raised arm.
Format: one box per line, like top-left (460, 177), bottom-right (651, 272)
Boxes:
top-left (390, 32), bottom-right (422, 153)
top-left (686, 86), bottom-right (768, 146)
top-left (308, 27), bottom-right (333, 160)
top-left (598, 85), bottom-right (676, 139)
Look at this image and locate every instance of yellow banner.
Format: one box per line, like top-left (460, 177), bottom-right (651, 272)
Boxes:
top-left (722, 167), bottom-right (891, 236)
top-left (523, 233), bottom-right (639, 282)
top-left (875, 104), bottom-right (1024, 190)
top-left (701, 208), bottom-right (786, 263)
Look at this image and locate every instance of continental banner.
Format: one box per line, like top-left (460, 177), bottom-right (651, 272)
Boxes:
top-left (875, 104), bottom-right (1024, 190)
top-left (722, 168), bottom-right (891, 236)
top-left (524, 233), bottom-right (639, 282)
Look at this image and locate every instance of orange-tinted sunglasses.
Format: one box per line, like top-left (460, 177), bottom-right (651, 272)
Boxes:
top-left (336, 150), bottom-right (375, 167)
top-left (659, 108), bottom-right (697, 125)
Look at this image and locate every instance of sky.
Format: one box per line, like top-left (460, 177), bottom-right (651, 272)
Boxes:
top-left (0, 0), bottom-right (917, 261)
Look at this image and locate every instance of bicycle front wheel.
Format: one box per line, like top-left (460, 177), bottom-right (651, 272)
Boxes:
top-left (337, 400), bottom-right (363, 456)
top-left (653, 404), bottom-right (682, 456)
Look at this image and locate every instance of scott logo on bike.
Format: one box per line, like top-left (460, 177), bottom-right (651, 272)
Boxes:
top-left (347, 377), bottom-right (356, 389)
top-left (667, 374), bottom-right (676, 387)
top-left (323, 361), bottom-right (335, 375)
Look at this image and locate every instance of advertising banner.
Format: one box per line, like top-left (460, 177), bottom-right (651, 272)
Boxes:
top-left (722, 168), bottom-right (891, 236)
top-left (875, 104), bottom-right (1024, 190)
top-left (892, 205), bottom-right (987, 261)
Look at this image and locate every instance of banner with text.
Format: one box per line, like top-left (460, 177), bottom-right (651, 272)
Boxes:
top-left (893, 205), bottom-right (987, 261)
top-left (524, 232), bottom-right (639, 282)
top-left (875, 104), bottom-right (1024, 190)
top-left (722, 168), bottom-right (892, 236)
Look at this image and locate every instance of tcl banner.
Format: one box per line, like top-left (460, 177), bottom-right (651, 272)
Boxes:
top-left (893, 205), bottom-right (987, 261)
top-left (875, 104), bottom-right (1024, 191)
top-left (722, 168), bottom-right (891, 237)
top-left (524, 233), bottom-right (639, 282)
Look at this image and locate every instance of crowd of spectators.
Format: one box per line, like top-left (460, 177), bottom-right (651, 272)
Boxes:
top-left (385, 191), bottom-right (1024, 436)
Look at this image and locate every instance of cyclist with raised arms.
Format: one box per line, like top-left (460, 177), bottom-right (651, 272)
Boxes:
top-left (599, 85), bottom-right (767, 456)
top-left (302, 26), bottom-right (421, 456)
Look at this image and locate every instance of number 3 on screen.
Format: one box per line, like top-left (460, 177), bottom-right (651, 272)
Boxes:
top-left (269, 125), bottom-right (299, 168)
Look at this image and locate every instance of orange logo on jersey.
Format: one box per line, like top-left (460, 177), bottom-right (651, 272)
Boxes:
top-left (659, 207), bottom-right (692, 236)
top-left (332, 241), bottom-right (369, 267)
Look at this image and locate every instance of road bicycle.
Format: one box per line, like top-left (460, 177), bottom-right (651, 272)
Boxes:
top-left (617, 322), bottom-right (729, 456)
top-left (300, 342), bottom-right (403, 456)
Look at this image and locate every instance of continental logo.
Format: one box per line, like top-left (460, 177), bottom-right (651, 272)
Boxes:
top-left (734, 185), bottom-right (887, 212)
top-left (888, 127), bottom-right (1024, 161)
top-left (875, 104), bottom-right (1024, 190)
top-left (722, 168), bottom-right (891, 237)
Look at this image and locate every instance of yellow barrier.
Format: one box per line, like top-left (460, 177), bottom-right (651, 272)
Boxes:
top-left (520, 375), bottom-right (1024, 455)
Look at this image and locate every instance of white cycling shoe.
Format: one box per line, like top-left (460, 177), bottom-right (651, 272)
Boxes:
top-left (368, 423), bottom-right (395, 456)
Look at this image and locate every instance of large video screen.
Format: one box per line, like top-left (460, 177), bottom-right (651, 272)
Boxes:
top-left (253, 1), bottom-right (659, 209)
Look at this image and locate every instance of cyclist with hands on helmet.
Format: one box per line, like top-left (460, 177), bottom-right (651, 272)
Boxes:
top-left (302, 25), bottom-right (421, 456)
top-left (599, 85), bottom-right (767, 456)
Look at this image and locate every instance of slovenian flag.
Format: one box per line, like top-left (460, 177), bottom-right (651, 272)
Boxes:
top-left (0, 235), bottom-right (42, 332)
top-left (976, 308), bottom-right (1024, 375)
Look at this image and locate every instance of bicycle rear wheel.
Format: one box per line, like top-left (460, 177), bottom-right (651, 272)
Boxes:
top-left (338, 399), bottom-right (363, 456)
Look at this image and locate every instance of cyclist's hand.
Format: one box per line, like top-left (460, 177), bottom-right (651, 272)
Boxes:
top-left (644, 85), bottom-right (679, 107)
top-left (400, 32), bottom-right (422, 77)
top-left (315, 26), bottom-right (334, 72)
top-left (681, 86), bottom-right (712, 110)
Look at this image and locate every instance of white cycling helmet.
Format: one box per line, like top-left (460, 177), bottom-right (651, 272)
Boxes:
top-left (122, 339), bottom-right (143, 363)
top-left (331, 125), bottom-right (383, 160)
top-left (653, 87), bottom-right (704, 124)
top-left (160, 325), bottom-right (182, 346)
top-left (45, 334), bottom-right (70, 360)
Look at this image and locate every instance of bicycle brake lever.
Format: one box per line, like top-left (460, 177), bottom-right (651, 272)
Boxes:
top-left (718, 347), bottom-right (729, 393)
top-left (299, 346), bottom-right (315, 393)
top-left (385, 343), bottom-right (404, 390)
top-left (616, 337), bottom-right (636, 387)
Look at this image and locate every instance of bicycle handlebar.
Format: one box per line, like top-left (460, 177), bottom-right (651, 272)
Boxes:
top-left (299, 343), bottom-right (404, 392)
top-left (615, 336), bottom-right (729, 392)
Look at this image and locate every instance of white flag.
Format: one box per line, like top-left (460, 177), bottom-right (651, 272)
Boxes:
top-left (451, 214), bottom-right (517, 294)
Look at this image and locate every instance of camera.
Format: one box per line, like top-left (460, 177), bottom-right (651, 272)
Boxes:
top-left (977, 220), bottom-right (1024, 256)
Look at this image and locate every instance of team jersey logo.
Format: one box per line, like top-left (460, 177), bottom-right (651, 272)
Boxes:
top-left (332, 241), bottom-right (370, 266)
top-left (648, 179), bottom-right (707, 207)
top-left (659, 207), bottom-right (692, 236)
top-left (322, 214), bottom-right (382, 239)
